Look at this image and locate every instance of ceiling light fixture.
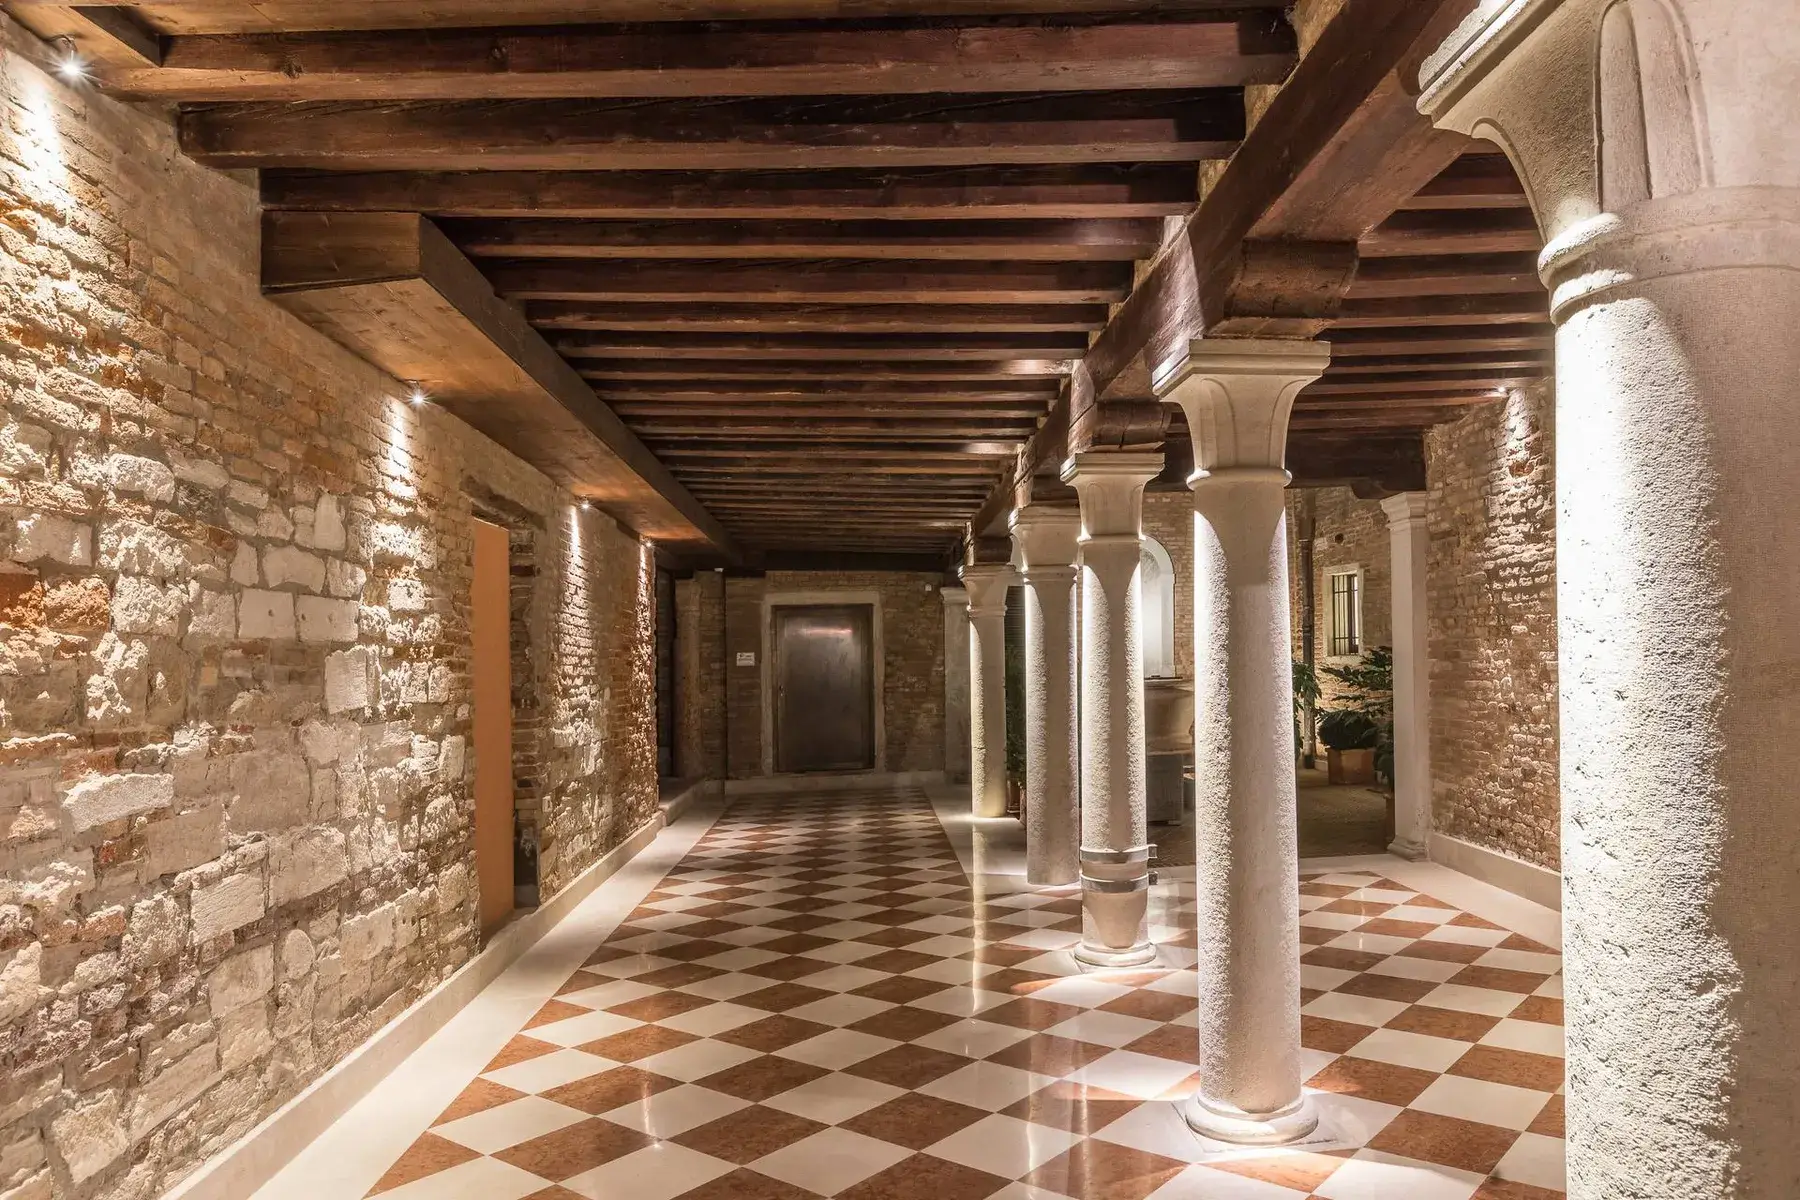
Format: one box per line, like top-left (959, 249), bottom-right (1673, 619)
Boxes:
top-left (407, 384), bottom-right (428, 406)
top-left (53, 37), bottom-right (85, 80)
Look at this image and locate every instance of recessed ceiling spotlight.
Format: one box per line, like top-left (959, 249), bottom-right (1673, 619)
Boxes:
top-left (407, 384), bottom-right (428, 406)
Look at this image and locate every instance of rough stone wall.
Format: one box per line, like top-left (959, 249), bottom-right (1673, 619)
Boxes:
top-left (1286, 487), bottom-right (1392, 710)
top-left (721, 572), bottom-right (945, 778)
top-left (0, 30), bottom-right (656, 1200)
top-left (1426, 383), bottom-right (1560, 870)
top-left (1141, 490), bottom-right (1195, 679)
top-left (673, 572), bottom-right (725, 781)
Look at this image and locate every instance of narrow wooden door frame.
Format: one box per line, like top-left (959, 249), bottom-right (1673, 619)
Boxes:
top-left (758, 590), bottom-right (886, 777)
top-left (471, 516), bottom-right (515, 937)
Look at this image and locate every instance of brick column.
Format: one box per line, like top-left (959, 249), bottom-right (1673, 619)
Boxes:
top-left (1422, 3), bottom-right (1800, 1193)
top-left (940, 586), bottom-right (971, 785)
top-left (1381, 492), bottom-right (1430, 860)
top-left (1063, 450), bottom-right (1163, 966)
top-left (961, 564), bottom-right (1014, 820)
top-left (1010, 506), bottom-right (1081, 888)
top-left (1159, 338), bottom-right (1330, 1145)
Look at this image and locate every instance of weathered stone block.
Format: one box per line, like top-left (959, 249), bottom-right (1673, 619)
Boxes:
top-left (339, 903), bottom-right (395, 966)
top-left (263, 545), bottom-right (325, 593)
top-left (190, 873), bottom-right (264, 943)
top-left (63, 773), bottom-right (173, 832)
top-left (98, 521), bottom-right (185, 581)
top-left (229, 542), bottom-right (258, 587)
top-left (121, 895), bottom-right (182, 968)
top-left (226, 751), bottom-right (309, 833)
top-left (127, 1042), bottom-right (218, 1141)
top-left (187, 586), bottom-right (236, 639)
top-left (0, 944), bottom-right (45, 1026)
top-left (111, 576), bottom-right (185, 636)
top-left (268, 826), bottom-right (347, 907)
top-left (218, 1002), bottom-right (272, 1072)
top-left (207, 945), bottom-right (273, 1015)
top-left (0, 572), bottom-right (43, 628)
top-left (324, 645), bottom-right (376, 714)
top-left (313, 495), bottom-right (347, 552)
top-left (11, 515), bottom-right (91, 568)
top-left (49, 1090), bottom-right (127, 1185)
top-left (41, 577), bottom-right (110, 633)
top-left (144, 805), bottom-right (225, 877)
top-left (239, 590), bottom-right (296, 640)
top-left (102, 454), bottom-right (176, 503)
top-left (295, 596), bottom-right (359, 644)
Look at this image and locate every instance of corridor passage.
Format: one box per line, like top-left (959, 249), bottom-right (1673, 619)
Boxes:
top-left (280, 787), bottom-right (1565, 1200)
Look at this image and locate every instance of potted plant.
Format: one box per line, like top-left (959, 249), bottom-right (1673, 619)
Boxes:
top-left (1292, 661), bottom-right (1321, 766)
top-left (1318, 647), bottom-right (1393, 786)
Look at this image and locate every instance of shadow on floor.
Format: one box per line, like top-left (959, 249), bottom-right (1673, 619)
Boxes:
top-left (1151, 767), bottom-right (1393, 867)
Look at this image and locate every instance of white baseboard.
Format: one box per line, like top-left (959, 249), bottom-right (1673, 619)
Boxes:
top-left (162, 811), bottom-right (667, 1200)
top-left (659, 778), bottom-right (718, 823)
top-left (1428, 832), bottom-right (1562, 912)
top-left (724, 769), bottom-right (946, 796)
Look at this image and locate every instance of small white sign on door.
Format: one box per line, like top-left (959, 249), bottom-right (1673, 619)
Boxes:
top-left (735, 651), bottom-right (757, 667)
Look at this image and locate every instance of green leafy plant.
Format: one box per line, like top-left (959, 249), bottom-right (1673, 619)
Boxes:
top-left (1319, 647), bottom-right (1395, 781)
top-left (1004, 610), bottom-right (1026, 783)
top-left (1292, 661), bottom-right (1320, 756)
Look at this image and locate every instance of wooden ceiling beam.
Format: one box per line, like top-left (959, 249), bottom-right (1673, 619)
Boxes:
top-left (446, 217), bottom-right (1166, 262)
top-left (485, 259), bottom-right (1133, 305)
top-left (1324, 351), bottom-right (1552, 374)
top-left (182, 91), bottom-right (1244, 172)
top-left (1360, 207), bottom-right (1542, 256)
top-left (1303, 369), bottom-right (1537, 395)
top-left (1396, 154), bottom-right (1531, 210)
top-left (527, 301), bottom-right (1107, 333)
top-left (1323, 324), bottom-right (1555, 355)
top-left (595, 379), bottom-right (1056, 402)
top-left (611, 405), bottom-right (1051, 420)
top-left (582, 359), bottom-right (1069, 381)
top-left (6, 5), bottom-right (162, 68)
top-left (261, 164), bottom-right (1198, 219)
top-left (1330, 294), bottom-right (1549, 328)
top-left (554, 332), bottom-right (1088, 360)
top-left (124, 16), bottom-right (1294, 101)
top-left (1345, 252), bottom-right (1543, 299)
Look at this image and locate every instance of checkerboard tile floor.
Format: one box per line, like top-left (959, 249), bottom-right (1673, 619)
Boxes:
top-left (364, 787), bottom-right (1565, 1199)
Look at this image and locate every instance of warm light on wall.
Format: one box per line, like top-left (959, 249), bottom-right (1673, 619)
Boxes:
top-left (53, 38), bottom-right (85, 81)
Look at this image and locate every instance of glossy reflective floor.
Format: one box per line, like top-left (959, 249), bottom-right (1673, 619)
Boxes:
top-left (260, 784), bottom-right (1565, 1199)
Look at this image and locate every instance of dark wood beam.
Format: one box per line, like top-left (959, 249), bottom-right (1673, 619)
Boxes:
top-left (552, 332), bottom-right (1089, 360)
top-left (7, 5), bottom-right (162, 68)
top-left (613, 404), bottom-right (1051, 420)
top-left (182, 91), bottom-right (1244, 172)
top-left (1325, 351), bottom-right (1552, 374)
top-left (1330, 294), bottom-right (1549, 327)
top-left (121, 16), bottom-right (1294, 101)
top-left (527, 301), bottom-right (1108, 333)
top-left (1323, 324), bottom-right (1554, 355)
top-left (1344, 252), bottom-right (1543, 299)
top-left (484, 259), bottom-right (1132, 304)
top-left (1304, 369), bottom-right (1536, 396)
top-left (1360, 208), bottom-right (1542, 256)
top-left (637, 423), bottom-right (1038, 438)
top-left (582, 359), bottom-right (1069, 381)
top-left (259, 210), bottom-right (735, 557)
top-left (261, 164), bottom-right (1198, 220)
top-left (446, 218), bottom-right (1166, 262)
top-left (1397, 154), bottom-right (1531, 210)
top-left (596, 379), bottom-right (1057, 403)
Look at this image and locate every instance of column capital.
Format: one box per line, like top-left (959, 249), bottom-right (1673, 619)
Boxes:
top-left (1009, 505), bottom-right (1082, 573)
top-left (940, 585), bottom-right (969, 611)
top-left (1153, 338), bottom-right (1331, 478)
top-left (1380, 491), bottom-right (1429, 528)
top-left (1059, 450), bottom-right (1163, 540)
top-left (960, 563), bottom-right (1016, 615)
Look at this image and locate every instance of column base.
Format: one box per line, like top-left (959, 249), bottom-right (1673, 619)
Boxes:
top-left (1030, 878), bottom-right (1082, 895)
top-left (1387, 837), bottom-right (1427, 862)
top-left (1073, 939), bottom-right (1157, 968)
top-left (1182, 1093), bottom-right (1319, 1146)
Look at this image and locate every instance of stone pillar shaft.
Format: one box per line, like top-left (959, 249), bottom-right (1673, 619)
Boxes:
top-left (1160, 338), bottom-right (1330, 1145)
top-left (1421, 2), bottom-right (1800, 1193)
top-left (961, 565), bottom-right (1014, 820)
top-left (941, 587), bottom-right (971, 786)
top-left (1382, 493), bottom-right (1431, 860)
top-left (1011, 507), bottom-right (1082, 888)
top-left (1062, 450), bottom-right (1163, 967)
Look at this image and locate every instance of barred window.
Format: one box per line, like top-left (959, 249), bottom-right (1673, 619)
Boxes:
top-left (1328, 568), bottom-right (1362, 658)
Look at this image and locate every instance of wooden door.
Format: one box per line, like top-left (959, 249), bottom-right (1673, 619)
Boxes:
top-left (472, 517), bottom-right (514, 936)
top-left (773, 605), bottom-right (875, 773)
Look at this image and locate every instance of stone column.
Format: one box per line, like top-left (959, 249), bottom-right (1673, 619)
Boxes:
top-left (1062, 450), bottom-right (1163, 966)
top-left (1421, 3), bottom-right (1800, 1194)
top-left (1381, 493), bottom-right (1431, 860)
top-left (1158, 338), bottom-right (1330, 1145)
top-left (961, 564), bottom-right (1014, 820)
top-left (941, 586), bottom-right (971, 785)
top-left (1010, 506), bottom-right (1081, 888)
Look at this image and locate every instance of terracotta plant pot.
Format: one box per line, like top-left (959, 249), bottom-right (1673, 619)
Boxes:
top-left (1326, 747), bottom-right (1377, 785)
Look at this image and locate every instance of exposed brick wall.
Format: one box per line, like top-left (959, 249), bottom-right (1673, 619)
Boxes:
top-left (0, 28), bottom-right (656, 1200)
top-left (719, 572), bottom-right (945, 779)
top-left (1287, 488), bottom-right (1393, 710)
top-left (1426, 383), bottom-right (1561, 870)
top-left (673, 572), bottom-right (725, 781)
top-left (1142, 490), bottom-right (1194, 679)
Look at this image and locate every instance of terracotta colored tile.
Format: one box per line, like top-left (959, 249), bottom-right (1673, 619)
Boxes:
top-left (1099, 989), bottom-right (1195, 1022)
top-left (669, 1168), bottom-right (819, 1200)
top-left (1451, 1044), bottom-right (1565, 1092)
top-left (1026, 1138), bottom-right (1187, 1200)
top-left (433, 1077), bottom-right (528, 1126)
top-left (847, 1043), bottom-right (971, 1088)
top-left (1528, 1092), bottom-right (1566, 1138)
top-left (1405, 892), bottom-right (1458, 909)
top-left (699, 1054), bottom-right (831, 1102)
top-left (365, 1133), bottom-right (479, 1195)
top-left (743, 956), bottom-right (835, 983)
top-left (1511, 995), bottom-right (1565, 1025)
top-left (1003, 1081), bottom-right (1143, 1134)
top-left (541, 1065), bottom-right (680, 1115)
top-left (715, 1015), bottom-right (834, 1053)
top-left (1337, 972), bottom-right (1438, 1004)
top-left (1302, 946), bottom-right (1387, 972)
top-left (685, 901), bottom-right (753, 919)
top-left (842, 1093), bottom-right (990, 1150)
top-left (1472, 1182), bottom-right (1566, 1200)
top-left (1358, 917), bottom-right (1441, 939)
top-left (674, 920), bottom-right (743, 940)
top-left (1450, 911), bottom-right (1508, 931)
top-left (1398, 939), bottom-right (1490, 963)
top-left (636, 962), bottom-right (725, 989)
top-left (521, 1187), bottom-right (591, 1200)
top-left (1451, 965), bottom-right (1551, 994)
top-left (554, 970), bottom-right (609, 997)
top-left (1302, 1015), bottom-right (1375, 1053)
top-left (1368, 1109), bottom-right (1521, 1175)
top-left (853, 948), bottom-right (938, 974)
top-left (756, 933), bottom-right (834, 955)
top-left (1299, 924), bottom-right (1341, 946)
top-left (965, 942), bottom-right (1046, 968)
top-left (493, 1117), bottom-right (655, 1179)
top-left (1321, 898), bottom-right (1395, 917)
top-left (847, 1005), bottom-right (960, 1042)
top-left (1202, 1150), bottom-right (1353, 1193)
top-left (578, 1024), bottom-right (698, 1064)
top-left (839, 1153), bottom-right (1011, 1200)
top-left (981, 998), bottom-right (1086, 1032)
top-left (607, 991), bottom-right (716, 1021)
top-left (1499, 933), bottom-right (1558, 953)
top-left (524, 999), bottom-right (590, 1030)
top-left (735, 982), bottom-right (836, 1012)
top-left (1299, 987), bottom-right (1325, 1004)
top-left (988, 1032), bottom-right (1114, 1075)
top-left (1306, 1054), bottom-right (1439, 1106)
top-left (971, 967), bottom-right (1057, 995)
top-left (674, 1105), bottom-right (827, 1163)
top-left (655, 939), bottom-right (738, 963)
top-left (852, 975), bottom-right (951, 1005)
top-left (1121, 1025), bottom-right (1199, 1065)
top-left (1299, 882), bottom-right (1359, 898)
top-left (485, 1034), bottom-right (561, 1073)
top-left (1385, 1004), bottom-right (1503, 1042)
